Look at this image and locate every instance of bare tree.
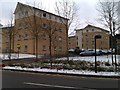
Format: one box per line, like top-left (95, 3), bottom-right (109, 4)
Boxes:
top-left (1, 11), bottom-right (17, 61)
top-left (42, 16), bottom-right (67, 68)
top-left (55, 0), bottom-right (79, 60)
top-left (96, 0), bottom-right (120, 66)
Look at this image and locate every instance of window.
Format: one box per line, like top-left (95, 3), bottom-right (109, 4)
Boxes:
top-left (18, 35), bottom-right (21, 41)
top-left (59, 47), bottom-right (62, 51)
top-left (18, 23), bottom-right (22, 29)
top-left (24, 33), bottom-right (28, 40)
top-left (24, 23), bottom-right (29, 29)
top-left (24, 45), bottom-right (28, 52)
top-left (59, 28), bottom-right (63, 32)
top-left (25, 11), bottom-right (28, 16)
top-left (19, 13), bottom-right (21, 17)
top-left (82, 43), bottom-right (83, 48)
top-left (54, 36), bottom-right (57, 40)
top-left (86, 30), bottom-right (88, 32)
top-left (43, 23), bottom-right (47, 28)
top-left (76, 36), bottom-right (78, 40)
top-left (43, 45), bottom-right (46, 51)
top-left (54, 46), bottom-right (57, 51)
top-left (55, 16), bottom-right (57, 20)
top-left (6, 37), bottom-right (9, 42)
top-left (49, 14), bottom-right (51, 19)
top-left (86, 34), bottom-right (88, 36)
top-left (42, 33), bottom-right (46, 40)
top-left (43, 13), bottom-right (46, 17)
top-left (60, 17), bottom-right (62, 22)
top-left (92, 29), bottom-right (94, 32)
top-left (77, 42), bottom-right (78, 46)
top-left (58, 36), bottom-right (62, 41)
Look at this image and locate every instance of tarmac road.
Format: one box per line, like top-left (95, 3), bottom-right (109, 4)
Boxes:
top-left (2, 70), bottom-right (120, 90)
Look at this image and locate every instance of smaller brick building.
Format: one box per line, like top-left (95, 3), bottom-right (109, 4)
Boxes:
top-left (115, 34), bottom-right (120, 55)
top-left (76, 25), bottom-right (110, 50)
top-left (68, 36), bottom-right (76, 50)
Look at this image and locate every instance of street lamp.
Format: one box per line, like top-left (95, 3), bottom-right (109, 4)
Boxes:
top-left (94, 35), bottom-right (102, 73)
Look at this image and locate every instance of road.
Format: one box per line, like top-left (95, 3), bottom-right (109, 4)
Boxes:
top-left (2, 70), bottom-right (120, 90)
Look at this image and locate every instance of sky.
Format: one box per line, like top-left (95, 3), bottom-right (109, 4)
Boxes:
top-left (0, 0), bottom-right (100, 31)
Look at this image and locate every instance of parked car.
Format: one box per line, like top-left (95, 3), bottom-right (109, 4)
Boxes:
top-left (101, 50), bottom-right (112, 55)
top-left (68, 49), bottom-right (75, 54)
top-left (79, 50), bottom-right (102, 56)
top-left (74, 48), bottom-right (83, 55)
top-left (79, 50), bottom-right (94, 56)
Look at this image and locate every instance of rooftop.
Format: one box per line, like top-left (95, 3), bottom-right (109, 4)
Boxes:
top-left (14, 2), bottom-right (69, 20)
top-left (76, 24), bottom-right (109, 33)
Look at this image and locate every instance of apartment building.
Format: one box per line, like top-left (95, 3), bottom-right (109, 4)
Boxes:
top-left (14, 2), bottom-right (68, 56)
top-left (76, 25), bottom-right (110, 50)
top-left (115, 34), bottom-right (120, 54)
top-left (68, 36), bottom-right (76, 50)
top-left (0, 24), bottom-right (3, 53)
top-left (2, 26), bottom-right (14, 53)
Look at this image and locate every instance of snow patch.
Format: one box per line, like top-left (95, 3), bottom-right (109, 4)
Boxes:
top-left (3, 66), bottom-right (120, 76)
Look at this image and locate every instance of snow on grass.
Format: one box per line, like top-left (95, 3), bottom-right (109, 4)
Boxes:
top-left (3, 66), bottom-right (120, 76)
top-left (57, 55), bottom-right (120, 64)
top-left (0, 53), bottom-right (35, 60)
top-left (1, 53), bottom-right (120, 65)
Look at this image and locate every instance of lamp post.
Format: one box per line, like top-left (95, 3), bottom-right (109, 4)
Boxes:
top-left (94, 35), bottom-right (102, 73)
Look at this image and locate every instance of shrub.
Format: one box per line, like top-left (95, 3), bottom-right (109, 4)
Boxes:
top-left (97, 67), bottom-right (106, 72)
top-left (105, 62), bottom-right (111, 66)
top-left (8, 63), bottom-right (14, 67)
top-left (20, 63), bottom-right (27, 68)
top-left (106, 67), bottom-right (114, 72)
top-left (81, 66), bottom-right (88, 70)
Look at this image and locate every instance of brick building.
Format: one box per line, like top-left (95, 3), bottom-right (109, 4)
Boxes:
top-left (2, 26), bottom-right (14, 53)
top-left (13, 2), bottom-right (68, 56)
top-left (0, 24), bottom-right (2, 53)
top-left (76, 25), bottom-right (110, 50)
top-left (68, 36), bottom-right (76, 50)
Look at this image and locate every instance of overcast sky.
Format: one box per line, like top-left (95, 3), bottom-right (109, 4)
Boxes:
top-left (0, 0), bottom-right (100, 30)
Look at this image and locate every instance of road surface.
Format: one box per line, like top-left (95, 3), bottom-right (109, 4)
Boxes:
top-left (2, 70), bottom-right (120, 90)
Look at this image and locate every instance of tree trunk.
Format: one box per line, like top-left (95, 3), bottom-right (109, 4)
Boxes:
top-left (66, 25), bottom-right (69, 60)
top-left (9, 32), bottom-right (11, 62)
top-left (114, 36), bottom-right (117, 72)
top-left (35, 35), bottom-right (38, 61)
top-left (110, 35), bottom-right (114, 65)
top-left (12, 34), bottom-right (14, 53)
top-left (49, 35), bottom-right (52, 69)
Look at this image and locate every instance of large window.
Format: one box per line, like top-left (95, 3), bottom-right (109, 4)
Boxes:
top-left (24, 33), bottom-right (28, 40)
top-left (25, 11), bottom-right (28, 16)
top-left (43, 23), bottom-right (47, 28)
top-left (59, 47), bottom-right (62, 51)
top-left (54, 46), bottom-right (57, 51)
top-left (43, 13), bottom-right (46, 17)
top-left (18, 34), bottom-right (21, 41)
top-left (59, 28), bottom-right (63, 32)
top-left (43, 45), bottom-right (46, 51)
